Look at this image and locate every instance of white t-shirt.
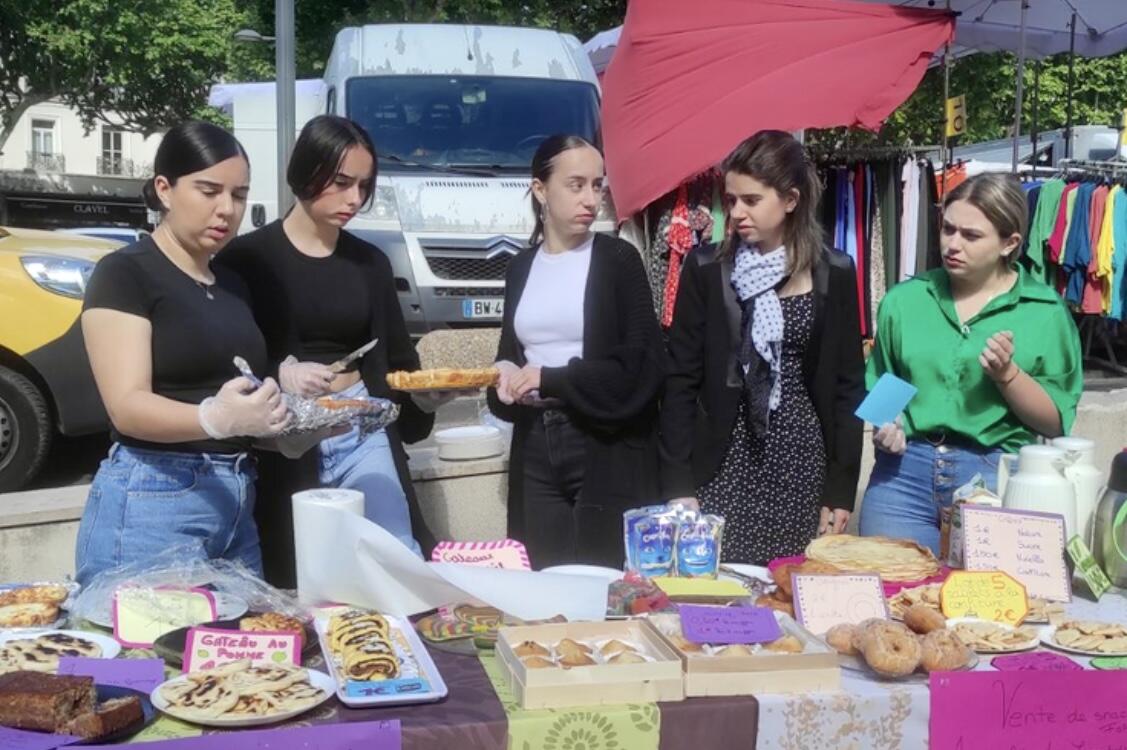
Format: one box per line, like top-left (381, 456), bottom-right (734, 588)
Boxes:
top-left (514, 236), bottom-right (594, 367)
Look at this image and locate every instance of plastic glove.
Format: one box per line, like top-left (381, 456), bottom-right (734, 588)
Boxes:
top-left (272, 425), bottom-right (349, 459)
top-left (873, 415), bottom-right (907, 455)
top-left (494, 360), bottom-right (520, 405)
top-left (198, 376), bottom-right (290, 440)
top-left (410, 390), bottom-right (460, 413)
top-left (279, 355), bottom-right (336, 397)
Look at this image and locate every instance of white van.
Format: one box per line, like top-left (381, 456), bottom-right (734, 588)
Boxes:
top-left (229, 24), bottom-right (613, 335)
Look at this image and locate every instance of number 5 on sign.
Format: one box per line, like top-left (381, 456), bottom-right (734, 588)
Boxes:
top-left (940, 571), bottom-right (1028, 626)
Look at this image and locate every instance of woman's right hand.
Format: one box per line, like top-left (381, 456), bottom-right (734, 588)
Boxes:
top-left (494, 360), bottom-right (520, 405)
top-left (279, 355), bottom-right (335, 397)
top-left (872, 416), bottom-right (907, 455)
top-left (198, 376), bottom-right (291, 439)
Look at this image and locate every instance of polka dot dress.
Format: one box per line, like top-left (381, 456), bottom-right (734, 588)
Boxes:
top-left (698, 292), bottom-right (827, 565)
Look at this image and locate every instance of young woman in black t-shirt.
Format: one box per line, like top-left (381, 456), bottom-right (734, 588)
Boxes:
top-left (218, 116), bottom-right (442, 581)
top-left (76, 122), bottom-right (290, 585)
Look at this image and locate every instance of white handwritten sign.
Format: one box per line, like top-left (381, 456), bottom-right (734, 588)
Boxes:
top-left (792, 574), bottom-right (887, 635)
top-left (961, 506), bottom-right (1070, 602)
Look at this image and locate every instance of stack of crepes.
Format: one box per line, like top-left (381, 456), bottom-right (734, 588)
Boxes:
top-left (804, 535), bottom-right (940, 583)
top-left (328, 610), bottom-right (400, 682)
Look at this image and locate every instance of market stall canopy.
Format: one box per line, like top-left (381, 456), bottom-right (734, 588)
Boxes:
top-left (601, 0), bottom-right (954, 220)
top-left (856, 0), bottom-right (1127, 58)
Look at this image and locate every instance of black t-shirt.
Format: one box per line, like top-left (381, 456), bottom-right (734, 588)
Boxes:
top-left (82, 237), bottom-right (269, 454)
top-left (218, 222), bottom-right (374, 366)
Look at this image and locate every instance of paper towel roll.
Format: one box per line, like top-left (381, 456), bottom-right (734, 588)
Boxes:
top-left (293, 488), bottom-right (364, 603)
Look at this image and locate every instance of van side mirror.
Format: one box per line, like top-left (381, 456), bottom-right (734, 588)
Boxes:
top-left (251, 204), bottom-right (266, 228)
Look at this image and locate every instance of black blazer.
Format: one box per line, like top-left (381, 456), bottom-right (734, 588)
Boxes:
top-left (487, 233), bottom-right (664, 567)
top-left (660, 245), bottom-right (865, 511)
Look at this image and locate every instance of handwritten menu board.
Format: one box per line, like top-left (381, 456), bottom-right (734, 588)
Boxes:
top-left (961, 506), bottom-right (1071, 602)
top-left (930, 671), bottom-right (1127, 749)
top-left (792, 574), bottom-right (887, 635)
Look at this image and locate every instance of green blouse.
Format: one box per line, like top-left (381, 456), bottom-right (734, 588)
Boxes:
top-left (866, 267), bottom-right (1083, 453)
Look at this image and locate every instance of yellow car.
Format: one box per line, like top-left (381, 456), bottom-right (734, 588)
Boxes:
top-left (0, 226), bottom-right (121, 490)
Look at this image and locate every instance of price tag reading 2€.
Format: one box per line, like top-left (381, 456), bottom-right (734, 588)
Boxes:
top-left (940, 570), bottom-right (1029, 626)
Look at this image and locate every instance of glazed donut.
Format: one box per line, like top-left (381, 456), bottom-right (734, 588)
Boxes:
top-left (825, 623), bottom-right (859, 656)
top-left (756, 594), bottom-right (795, 618)
top-left (904, 603), bottom-right (948, 635)
top-left (861, 621), bottom-right (921, 677)
top-left (920, 630), bottom-right (972, 672)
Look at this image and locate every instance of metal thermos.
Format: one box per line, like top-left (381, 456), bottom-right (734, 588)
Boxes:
top-left (1093, 449), bottom-right (1127, 587)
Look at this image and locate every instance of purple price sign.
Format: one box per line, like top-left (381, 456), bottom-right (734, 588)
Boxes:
top-left (991, 652), bottom-right (1083, 672)
top-left (679, 604), bottom-right (783, 644)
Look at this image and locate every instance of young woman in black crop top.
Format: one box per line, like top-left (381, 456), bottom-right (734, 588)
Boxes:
top-left (218, 115), bottom-right (440, 583)
top-left (76, 122), bottom-right (290, 585)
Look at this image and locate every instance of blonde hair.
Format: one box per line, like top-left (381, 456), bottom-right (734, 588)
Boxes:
top-left (719, 130), bottom-right (824, 273)
top-left (944, 173), bottom-right (1028, 266)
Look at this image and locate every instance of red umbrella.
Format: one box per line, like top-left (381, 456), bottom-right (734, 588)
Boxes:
top-left (602, 0), bottom-right (955, 219)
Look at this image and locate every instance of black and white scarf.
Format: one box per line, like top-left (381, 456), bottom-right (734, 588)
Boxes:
top-left (731, 243), bottom-right (787, 435)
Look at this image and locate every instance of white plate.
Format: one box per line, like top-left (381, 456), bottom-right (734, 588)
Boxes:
top-left (0, 629), bottom-right (121, 661)
top-left (720, 564), bottom-right (771, 581)
top-left (150, 667), bottom-right (334, 727)
top-left (85, 591), bottom-right (249, 630)
top-left (541, 565), bottom-right (624, 582)
top-left (1039, 624), bottom-right (1127, 657)
top-left (315, 614), bottom-right (449, 708)
top-left (839, 650), bottom-right (979, 682)
top-left (948, 617), bottom-right (1040, 653)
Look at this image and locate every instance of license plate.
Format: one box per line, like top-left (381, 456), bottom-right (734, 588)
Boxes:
top-left (462, 298), bottom-right (504, 319)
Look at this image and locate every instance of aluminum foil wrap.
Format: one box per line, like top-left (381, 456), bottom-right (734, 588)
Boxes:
top-left (281, 393), bottom-right (400, 436)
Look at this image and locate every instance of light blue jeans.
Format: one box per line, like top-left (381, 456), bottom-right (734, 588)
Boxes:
top-left (75, 444), bottom-right (260, 586)
top-left (317, 381), bottom-right (422, 557)
top-left (859, 440), bottom-right (1004, 556)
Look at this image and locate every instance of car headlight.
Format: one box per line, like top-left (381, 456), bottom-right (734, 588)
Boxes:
top-left (20, 255), bottom-right (96, 299)
top-left (370, 184), bottom-right (400, 224)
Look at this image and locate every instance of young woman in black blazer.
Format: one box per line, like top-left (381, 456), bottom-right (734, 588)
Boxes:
top-left (487, 135), bottom-right (664, 570)
top-left (661, 130), bottom-right (865, 565)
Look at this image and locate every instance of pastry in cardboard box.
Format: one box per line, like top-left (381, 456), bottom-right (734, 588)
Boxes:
top-left (514, 641), bottom-right (551, 658)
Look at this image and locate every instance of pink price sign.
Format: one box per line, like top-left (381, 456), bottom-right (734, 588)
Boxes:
top-left (431, 539), bottom-right (531, 570)
top-left (930, 670), bottom-right (1127, 749)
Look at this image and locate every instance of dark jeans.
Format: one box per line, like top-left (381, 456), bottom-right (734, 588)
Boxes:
top-left (521, 409), bottom-right (591, 570)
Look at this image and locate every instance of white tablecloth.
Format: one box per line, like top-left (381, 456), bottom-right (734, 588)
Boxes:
top-left (753, 590), bottom-right (1127, 749)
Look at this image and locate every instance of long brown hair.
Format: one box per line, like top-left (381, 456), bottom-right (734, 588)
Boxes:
top-left (720, 130), bottom-right (824, 273)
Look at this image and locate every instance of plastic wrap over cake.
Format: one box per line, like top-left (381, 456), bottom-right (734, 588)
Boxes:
top-left (281, 393), bottom-right (399, 435)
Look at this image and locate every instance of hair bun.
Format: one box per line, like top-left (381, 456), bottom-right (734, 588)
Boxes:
top-left (141, 178), bottom-right (162, 211)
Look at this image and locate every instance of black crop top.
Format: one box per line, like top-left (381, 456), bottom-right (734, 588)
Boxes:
top-left (82, 237), bottom-right (268, 454)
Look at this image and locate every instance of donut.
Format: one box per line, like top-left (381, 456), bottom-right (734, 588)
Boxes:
top-left (854, 618), bottom-right (899, 651)
top-left (825, 623), bottom-right (859, 656)
top-left (756, 594), bottom-right (795, 618)
top-left (904, 604), bottom-right (948, 635)
top-left (920, 630), bottom-right (972, 672)
top-left (861, 621), bottom-right (921, 677)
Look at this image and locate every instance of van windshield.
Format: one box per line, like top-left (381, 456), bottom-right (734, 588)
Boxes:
top-left (345, 75), bottom-right (600, 172)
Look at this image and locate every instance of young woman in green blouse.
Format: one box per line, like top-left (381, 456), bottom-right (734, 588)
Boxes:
top-left (859, 173), bottom-right (1083, 554)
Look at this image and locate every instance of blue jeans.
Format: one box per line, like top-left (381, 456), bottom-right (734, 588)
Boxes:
top-left (859, 440), bottom-right (1003, 556)
top-left (75, 445), bottom-right (260, 586)
top-left (317, 381), bottom-right (421, 557)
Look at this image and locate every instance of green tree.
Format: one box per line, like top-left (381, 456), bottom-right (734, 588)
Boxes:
top-left (810, 50), bottom-right (1127, 150)
top-left (0, 0), bottom-right (249, 154)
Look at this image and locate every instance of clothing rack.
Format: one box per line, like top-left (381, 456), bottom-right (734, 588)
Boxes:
top-left (1052, 158), bottom-right (1127, 374)
top-left (807, 144), bottom-right (939, 164)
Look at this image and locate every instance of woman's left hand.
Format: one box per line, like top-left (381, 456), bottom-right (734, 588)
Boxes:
top-left (818, 507), bottom-right (850, 535)
top-left (980, 331), bottom-right (1019, 384)
top-left (509, 365), bottom-right (542, 401)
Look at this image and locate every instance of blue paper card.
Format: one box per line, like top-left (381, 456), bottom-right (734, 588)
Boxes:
top-left (855, 373), bottom-right (917, 426)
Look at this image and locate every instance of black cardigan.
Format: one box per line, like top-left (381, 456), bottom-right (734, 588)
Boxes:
top-left (660, 245), bottom-right (865, 511)
top-left (215, 222), bottom-right (436, 583)
top-left (487, 233), bottom-right (664, 567)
